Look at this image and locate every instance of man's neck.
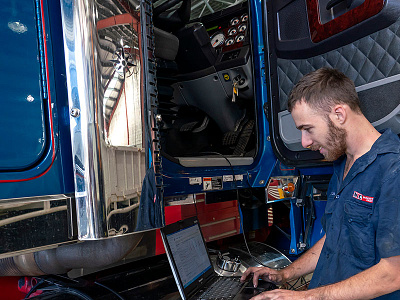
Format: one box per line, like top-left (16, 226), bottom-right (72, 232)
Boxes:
top-left (346, 118), bottom-right (380, 158)
top-left (343, 155), bottom-right (354, 180)
top-left (343, 117), bottom-right (381, 179)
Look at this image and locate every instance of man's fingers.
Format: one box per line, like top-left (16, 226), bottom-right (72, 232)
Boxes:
top-left (251, 290), bottom-right (280, 300)
top-left (241, 267), bottom-right (257, 281)
top-left (252, 271), bottom-right (261, 287)
top-left (267, 274), bottom-right (279, 284)
top-left (251, 290), bottom-right (274, 300)
top-left (240, 272), bottom-right (249, 282)
top-left (240, 267), bottom-right (277, 287)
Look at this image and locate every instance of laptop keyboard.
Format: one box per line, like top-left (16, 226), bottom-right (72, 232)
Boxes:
top-left (194, 276), bottom-right (245, 300)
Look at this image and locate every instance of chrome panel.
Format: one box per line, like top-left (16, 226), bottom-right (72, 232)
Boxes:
top-left (211, 241), bottom-right (291, 277)
top-left (60, 0), bottom-right (153, 239)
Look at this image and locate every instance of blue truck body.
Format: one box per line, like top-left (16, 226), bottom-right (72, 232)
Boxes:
top-left (0, 1), bottom-right (400, 297)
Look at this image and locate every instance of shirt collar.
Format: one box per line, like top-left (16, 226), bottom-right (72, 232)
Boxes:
top-left (369, 128), bottom-right (400, 155)
top-left (333, 128), bottom-right (400, 169)
top-left (332, 129), bottom-right (400, 188)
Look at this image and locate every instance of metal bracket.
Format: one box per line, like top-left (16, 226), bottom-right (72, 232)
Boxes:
top-left (295, 198), bottom-right (304, 207)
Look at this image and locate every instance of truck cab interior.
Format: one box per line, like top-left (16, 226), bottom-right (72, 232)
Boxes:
top-left (152, 0), bottom-right (400, 169)
top-left (152, 0), bottom-right (257, 167)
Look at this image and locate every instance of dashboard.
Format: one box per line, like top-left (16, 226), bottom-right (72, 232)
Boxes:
top-left (208, 13), bottom-right (248, 52)
top-left (194, 3), bottom-right (249, 54)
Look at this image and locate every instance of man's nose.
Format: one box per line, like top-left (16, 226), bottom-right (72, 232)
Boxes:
top-left (301, 133), bottom-right (312, 149)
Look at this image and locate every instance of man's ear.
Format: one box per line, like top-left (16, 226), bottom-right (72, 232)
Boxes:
top-left (332, 105), bottom-right (347, 125)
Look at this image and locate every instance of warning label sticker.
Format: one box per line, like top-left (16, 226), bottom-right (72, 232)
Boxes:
top-left (203, 177), bottom-right (212, 190)
top-left (203, 177), bottom-right (223, 190)
top-left (235, 174), bottom-right (244, 181)
top-left (211, 176), bottom-right (223, 190)
top-left (223, 175), bottom-right (234, 182)
top-left (189, 177), bottom-right (202, 185)
top-left (222, 174), bottom-right (244, 182)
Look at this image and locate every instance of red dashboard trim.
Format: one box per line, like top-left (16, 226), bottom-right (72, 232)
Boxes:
top-left (306, 0), bottom-right (384, 43)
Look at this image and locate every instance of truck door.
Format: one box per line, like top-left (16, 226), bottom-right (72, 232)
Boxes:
top-left (262, 0), bottom-right (400, 254)
top-left (264, 0), bottom-right (400, 167)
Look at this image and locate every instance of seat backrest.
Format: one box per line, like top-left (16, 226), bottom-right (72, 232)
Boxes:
top-left (154, 27), bottom-right (180, 61)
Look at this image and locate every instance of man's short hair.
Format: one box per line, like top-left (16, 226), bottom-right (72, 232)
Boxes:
top-left (287, 67), bottom-right (362, 114)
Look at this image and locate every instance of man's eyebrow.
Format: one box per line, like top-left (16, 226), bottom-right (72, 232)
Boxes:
top-left (296, 125), bottom-right (304, 130)
top-left (296, 124), bottom-right (312, 130)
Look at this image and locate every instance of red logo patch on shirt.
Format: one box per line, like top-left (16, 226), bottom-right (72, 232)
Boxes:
top-left (353, 191), bottom-right (374, 203)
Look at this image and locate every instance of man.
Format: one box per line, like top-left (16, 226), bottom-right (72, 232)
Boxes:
top-left (241, 68), bottom-right (400, 299)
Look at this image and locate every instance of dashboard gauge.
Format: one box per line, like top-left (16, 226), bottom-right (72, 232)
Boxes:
top-left (230, 17), bottom-right (240, 26)
top-left (210, 31), bottom-right (225, 48)
top-left (238, 23), bottom-right (247, 32)
top-left (235, 34), bottom-right (245, 43)
top-left (225, 37), bottom-right (235, 46)
top-left (241, 14), bottom-right (248, 22)
top-left (227, 27), bottom-right (237, 36)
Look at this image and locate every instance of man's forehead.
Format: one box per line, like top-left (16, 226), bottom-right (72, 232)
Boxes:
top-left (291, 100), bottom-right (326, 116)
top-left (291, 101), bottom-right (324, 128)
top-left (292, 99), bottom-right (311, 111)
top-left (291, 101), bottom-right (312, 118)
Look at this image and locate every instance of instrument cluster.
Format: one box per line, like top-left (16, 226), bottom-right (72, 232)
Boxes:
top-left (209, 13), bottom-right (248, 50)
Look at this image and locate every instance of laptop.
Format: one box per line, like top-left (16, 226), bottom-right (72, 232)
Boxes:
top-left (161, 217), bottom-right (275, 300)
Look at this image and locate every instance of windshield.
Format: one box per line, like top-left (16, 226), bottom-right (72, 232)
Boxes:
top-left (153, 0), bottom-right (247, 20)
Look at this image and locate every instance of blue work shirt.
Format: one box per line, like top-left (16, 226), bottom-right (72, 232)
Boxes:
top-left (309, 129), bottom-right (400, 299)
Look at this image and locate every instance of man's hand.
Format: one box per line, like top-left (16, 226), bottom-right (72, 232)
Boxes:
top-left (240, 236), bottom-right (324, 288)
top-left (250, 289), bottom-right (308, 300)
top-left (247, 256), bottom-right (400, 300)
top-left (240, 267), bottom-right (287, 287)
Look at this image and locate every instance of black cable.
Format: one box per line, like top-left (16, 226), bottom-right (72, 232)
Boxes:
top-left (286, 277), bottom-right (300, 290)
top-left (24, 276), bottom-right (94, 300)
top-left (40, 286), bottom-right (94, 300)
top-left (286, 275), bottom-right (309, 291)
top-left (23, 278), bottom-right (44, 300)
top-left (199, 151), bottom-right (269, 268)
top-left (193, 193), bottom-right (199, 216)
top-left (95, 281), bottom-right (125, 300)
top-left (239, 216), bottom-right (270, 268)
top-left (198, 152), bottom-right (306, 291)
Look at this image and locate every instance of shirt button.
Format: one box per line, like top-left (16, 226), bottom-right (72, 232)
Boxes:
top-left (335, 195), bottom-right (340, 199)
top-left (326, 253), bottom-right (329, 258)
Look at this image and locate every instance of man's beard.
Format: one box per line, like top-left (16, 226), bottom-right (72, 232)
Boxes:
top-left (322, 118), bottom-right (347, 161)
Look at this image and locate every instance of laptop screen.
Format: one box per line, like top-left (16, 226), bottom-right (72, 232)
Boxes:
top-left (165, 222), bottom-right (212, 288)
top-left (162, 217), bottom-right (216, 299)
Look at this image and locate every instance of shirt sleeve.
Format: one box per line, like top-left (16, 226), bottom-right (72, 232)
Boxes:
top-left (375, 165), bottom-right (400, 259)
